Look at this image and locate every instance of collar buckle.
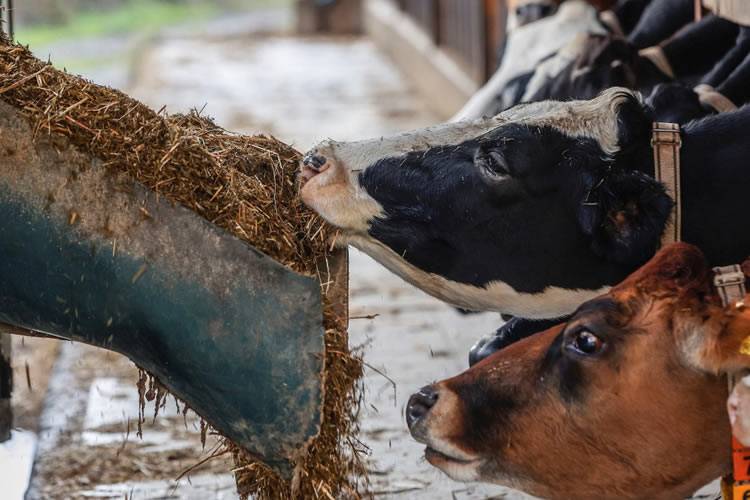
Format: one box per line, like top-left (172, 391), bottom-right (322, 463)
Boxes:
top-left (713, 264), bottom-right (747, 308)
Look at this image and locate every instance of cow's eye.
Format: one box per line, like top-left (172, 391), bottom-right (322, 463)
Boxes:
top-left (569, 330), bottom-right (603, 356)
top-left (475, 150), bottom-right (510, 180)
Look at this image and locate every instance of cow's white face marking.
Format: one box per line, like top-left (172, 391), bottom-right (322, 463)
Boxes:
top-left (343, 234), bottom-right (611, 317)
top-left (301, 87), bottom-right (637, 234)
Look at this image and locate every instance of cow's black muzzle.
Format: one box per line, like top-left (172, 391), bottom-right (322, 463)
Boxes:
top-left (468, 315), bottom-right (570, 366)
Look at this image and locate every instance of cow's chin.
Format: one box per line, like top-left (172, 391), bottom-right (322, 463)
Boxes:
top-left (422, 445), bottom-right (483, 482)
top-left (410, 417), bottom-right (483, 482)
top-left (299, 164), bottom-right (382, 234)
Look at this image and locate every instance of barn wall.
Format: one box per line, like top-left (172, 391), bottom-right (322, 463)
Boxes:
top-left (365, 0), bottom-right (505, 119)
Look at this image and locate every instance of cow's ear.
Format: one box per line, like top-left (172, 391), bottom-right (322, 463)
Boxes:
top-left (613, 90), bottom-right (652, 154)
top-left (678, 295), bottom-right (750, 375)
top-left (579, 170), bottom-right (672, 266)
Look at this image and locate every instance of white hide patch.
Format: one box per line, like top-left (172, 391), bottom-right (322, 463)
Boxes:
top-left (430, 456), bottom-right (484, 483)
top-left (520, 32), bottom-right (591, 103)
top-left (452, 0), bottom-right (607, 121)
top-left (318, 115), bottom-right (501, 177)
top-left (319, 87), bottom-right (636, 182)
top-left (342, 234), bottom-right (611, 318)
top-left (496, 87), bottom-right (639, 155)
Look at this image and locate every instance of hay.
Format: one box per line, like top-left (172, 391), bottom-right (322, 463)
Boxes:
top-left (0, 36), bottom-right (368, 499)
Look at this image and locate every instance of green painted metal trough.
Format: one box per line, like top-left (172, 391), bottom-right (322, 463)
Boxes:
top-left (0, 100), bottom-right (346, 477)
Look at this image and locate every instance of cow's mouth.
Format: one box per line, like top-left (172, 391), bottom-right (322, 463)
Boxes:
top-left (298, 146), bottom-right (384, 233)
top-left (424, 446), bottom-right (477, 465)
top-left (301, 163), bottom-right (327, 182)
top-left (300, 150), bottom-right (332, 182)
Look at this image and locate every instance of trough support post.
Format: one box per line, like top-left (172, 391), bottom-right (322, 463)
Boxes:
top-left (0, 0), bottom-right (12, 40)
top-left (0, 332), bottom-right (11, 443)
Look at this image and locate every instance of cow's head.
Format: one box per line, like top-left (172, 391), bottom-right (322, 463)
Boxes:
top-left (532, 34), bottom-right (671, 103)
top-left (506, 0), bottom-right (559, 30)
top-left (300, 88), bottom-right (672, 317)
top-left (405, 243), bottom-right (745, 500)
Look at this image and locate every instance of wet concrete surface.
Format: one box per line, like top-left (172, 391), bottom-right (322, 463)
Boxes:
top-left (129, 35), bottom-right (437, 150)
top-left (10, 9), bottom-right (723, 499)
top-left (347, 250), bottom-right (524, 499)
top-left (25, 9), bottom-right (295, 92)
top-left (23, 342), bottom-right (234, 500)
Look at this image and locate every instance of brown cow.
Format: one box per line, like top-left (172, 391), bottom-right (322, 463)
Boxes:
top-left (406, 242), bottom-right (750, 500)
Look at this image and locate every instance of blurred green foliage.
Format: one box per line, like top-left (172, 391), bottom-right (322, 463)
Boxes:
top-left (14, 0), bottom-right (288, 48)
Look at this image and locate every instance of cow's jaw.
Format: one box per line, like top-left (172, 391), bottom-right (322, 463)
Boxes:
top-left (344, 234), bottom-right (610, 317)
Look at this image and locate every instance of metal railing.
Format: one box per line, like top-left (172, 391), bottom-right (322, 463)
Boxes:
top-left (396, 0), bottom-right (506, 85)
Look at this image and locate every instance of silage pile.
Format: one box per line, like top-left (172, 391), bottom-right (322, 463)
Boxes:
top-left (0, 36), bottom-right (368, 499)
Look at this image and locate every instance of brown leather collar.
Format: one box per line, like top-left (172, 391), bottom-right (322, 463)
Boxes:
top-left (651, 122), bottom-right (682, 247)
top-left (694, 84), bottom-right (738, 113)
top-left (639, 46), bottom-right (675, 79)
top-left (714, 264), bottom-right (747, 308)
top-left (600, 10), bottom-right (625, 37)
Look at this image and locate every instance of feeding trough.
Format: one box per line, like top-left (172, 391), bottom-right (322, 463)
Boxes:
top-left (0, 37), bottom-right (362, 498)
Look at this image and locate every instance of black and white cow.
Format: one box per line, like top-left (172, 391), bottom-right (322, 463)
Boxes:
top-left (521, 15), bottom-right (739, 108)
top-left (626, 0), bottom-right (694, 49)
top-left (300, 88), bottom-right (750, 362)
top-left (605, 0), bottom-right (653, 36)
top-left (452, 0), bottom-right (607, 121)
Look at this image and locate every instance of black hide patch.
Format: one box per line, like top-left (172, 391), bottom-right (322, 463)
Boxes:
top-left (579, 170), bottom-right (672, 267)
top-left (451, 371), bottom-right (520, 450)
top-left (541, 333), bottom-right (586, 402)
top-left (359, 119), bottom-right (669, 295)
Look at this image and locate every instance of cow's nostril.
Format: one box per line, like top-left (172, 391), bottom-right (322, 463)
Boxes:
top-left (406, 386), bottom-right (439, 429)
top-left (303, 152), bottom-right (328, 169)
top-left (301, 150), bottom-right (331, 181)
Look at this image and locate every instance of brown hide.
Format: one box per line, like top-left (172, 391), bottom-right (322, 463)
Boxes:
top-left (409, 243), bottom-right (735, 500)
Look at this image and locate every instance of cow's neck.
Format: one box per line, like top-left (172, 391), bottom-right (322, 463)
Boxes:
top-left (630, 111), bottom-right (750, 265)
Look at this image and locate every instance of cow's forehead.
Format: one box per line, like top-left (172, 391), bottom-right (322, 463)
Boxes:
top-left (322, 88), bottom-right (636, 170)
top-left (496, 87), bottom-right (636, 155)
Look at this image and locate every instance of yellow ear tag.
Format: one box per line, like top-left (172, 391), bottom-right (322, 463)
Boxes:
top-left (739, 335), bottom-right (750, 356)
top-left (733, 482), bottom-right (750, 499)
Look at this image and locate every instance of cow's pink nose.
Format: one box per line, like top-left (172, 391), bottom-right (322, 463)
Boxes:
top-left (301, 150), bottom-right (330, 181)
top-left (406, 386), bottom-right (439, 429)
